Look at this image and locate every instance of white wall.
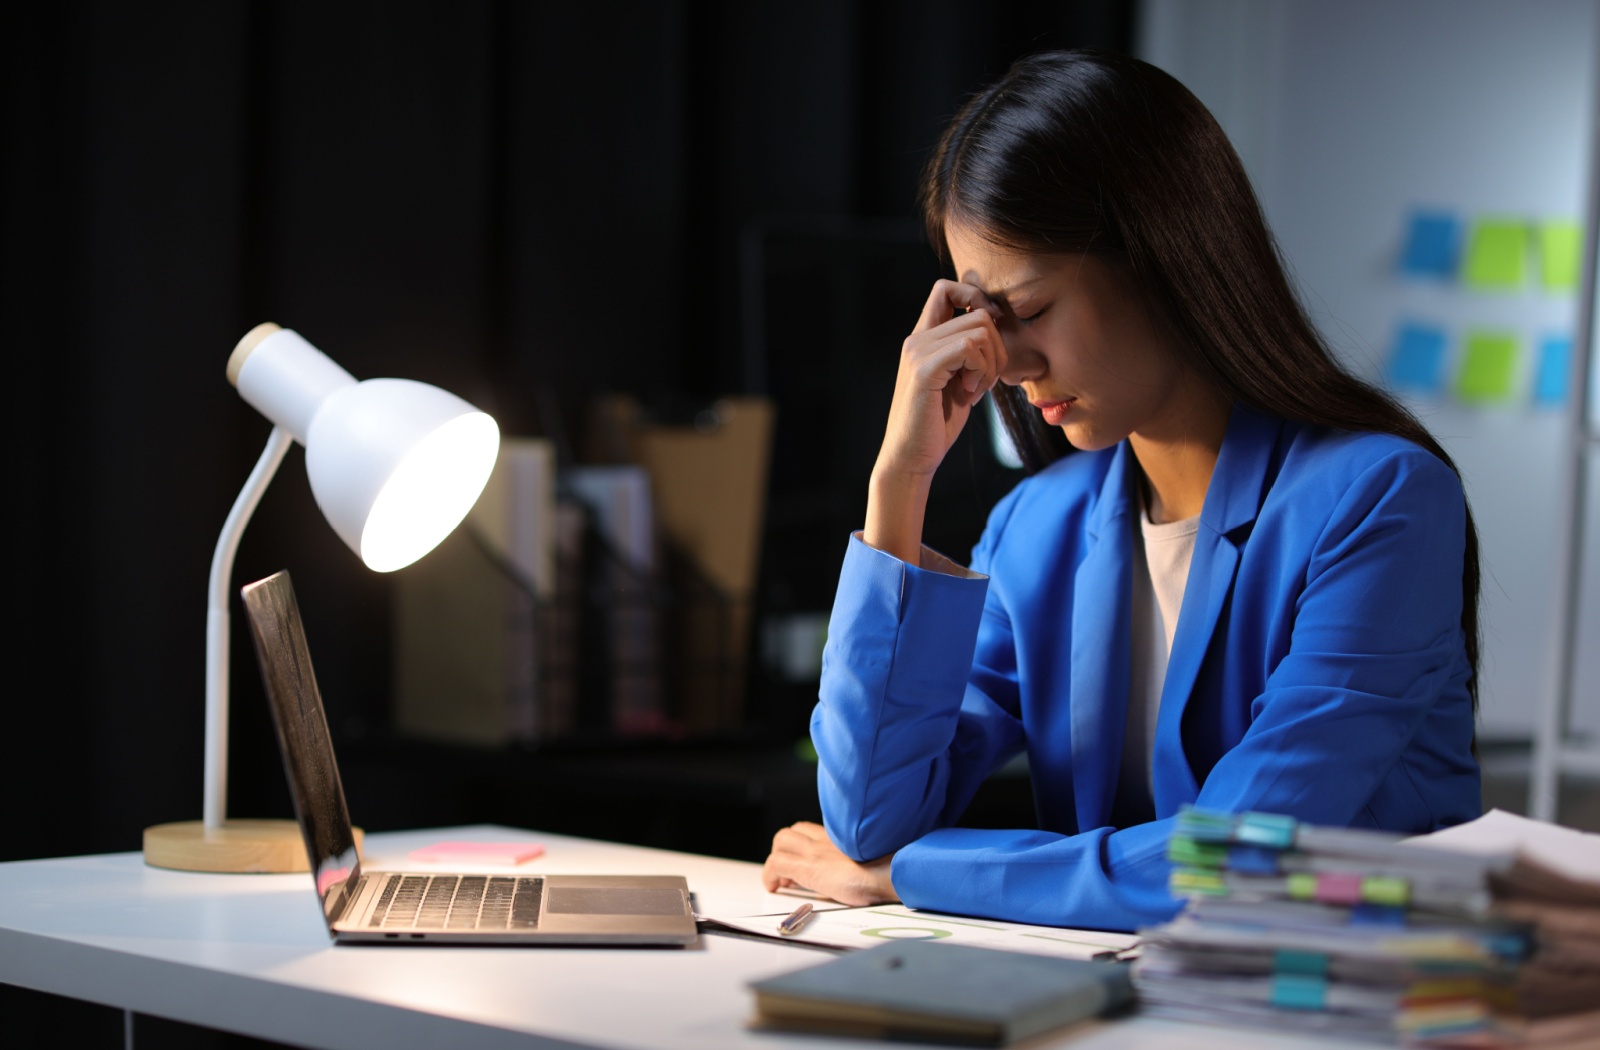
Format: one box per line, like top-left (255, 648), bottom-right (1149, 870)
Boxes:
top-left (1140, 0), bottom-right (1600, 740)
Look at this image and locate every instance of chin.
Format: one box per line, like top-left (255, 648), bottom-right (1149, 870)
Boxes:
top-left (1060, 422), bottom-right (1125, 453)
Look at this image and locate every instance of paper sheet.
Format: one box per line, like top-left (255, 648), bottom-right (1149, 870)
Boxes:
top-left (1405, 808), bottom-right (1600, 885)
top-left (709, 903), bottom-right (1138, 960)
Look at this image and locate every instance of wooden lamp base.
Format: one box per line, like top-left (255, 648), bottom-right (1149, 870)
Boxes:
top-left (143, 819), bottom-right (363, 874)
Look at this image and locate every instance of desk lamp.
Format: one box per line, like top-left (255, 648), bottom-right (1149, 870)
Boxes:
top-left (143, 323), bottom-right (500, 873)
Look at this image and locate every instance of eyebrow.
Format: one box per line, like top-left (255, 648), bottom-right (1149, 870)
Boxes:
top-left (977, 276), bottom-right (1044, 310)
top-left (979, 278), bottom-right (1043, 312)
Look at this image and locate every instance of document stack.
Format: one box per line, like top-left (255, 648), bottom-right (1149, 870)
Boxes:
top-left (1135, 807), bottom-right (1600, 1047)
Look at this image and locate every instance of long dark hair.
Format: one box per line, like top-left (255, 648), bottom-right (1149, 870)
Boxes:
top-left (920, 50), bottom-right (1481, 713)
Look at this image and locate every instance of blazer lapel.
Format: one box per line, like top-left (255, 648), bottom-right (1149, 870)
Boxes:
top-left (1069, 444), bottom-right (1136, 833)
top-left (1151, 407), bottom-right (1281, 812)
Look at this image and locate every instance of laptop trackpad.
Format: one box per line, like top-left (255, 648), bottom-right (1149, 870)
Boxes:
top-left (546, 887), bottom-right (686, 916)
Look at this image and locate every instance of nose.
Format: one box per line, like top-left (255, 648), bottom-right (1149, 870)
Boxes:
top-left (997, 337), bottom-right (1043, 387)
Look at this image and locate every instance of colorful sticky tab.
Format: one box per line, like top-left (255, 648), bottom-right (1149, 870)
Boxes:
top-left (1387, 322), bottom-right (1449, 394)
top-left (1361, 875), bottom-right (1411, 907)
top-left (1483, 931), bottom-right (1534, 963)
top-left (1534, 334), bottom-right (1572, 406)
top-left (1286, 873), bottom-right (1318, 900)
top-left (1174, 806), bottom-right (1237, 843)
top-left (1236, 812), bottom-right (1296, 849)
top-left (1227, 844), bottom-right (1281, 875)
top-left (1539, 221), bottom-right (1583, 292)
top-left (1463, 219), bottom-right (1528, 290)
top-left (1168, 835), bottom-right (1228, 869)
top-left (1274, 950), bottom-right (1329, 977)
top-left (1399, 211), bottom-right (1461, 279)
top-left (1456, 331), bottom-right (1519, 403)
top-left (1351, 903), bottom-right (1408, 927)
top-left (1401, 980), bottom-right (1501, 1008)
top-left (1271, 973), bottom-right (1328, 1011)
top-left (1169, 868), bottom-right (1227, 897)
top-left (1314, 872), bottom-right (1365, 905)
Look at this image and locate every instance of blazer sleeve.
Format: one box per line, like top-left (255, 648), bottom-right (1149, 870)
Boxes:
top-left (887, 447), bottom-right (1471, 932)
top-left (813, 516), bottom-right (1029, 863)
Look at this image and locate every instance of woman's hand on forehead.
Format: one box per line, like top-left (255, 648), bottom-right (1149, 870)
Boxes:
top-left (864, 277), bottom-right (1010, 564)
top-left (919, 276), bottom-right (1001, 327)
top-left (897, 278), bottom-right (1009, 435)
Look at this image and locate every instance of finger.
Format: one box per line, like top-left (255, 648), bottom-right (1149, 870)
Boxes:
top-left (913, 279), bottom-right (962, 332)
top-left (903, 308), bottom-right (999, 367)
top-left (925, 308), bottom-right (1002, 343)
top-left (787, 821), bottom-right (827, 841)
top-left (917, 327), bottom-right (1004, 396)
top-left (969, 316), bottom-right (1006, 393)
top-left (763, 851), bottom-right (800, 890)
top-left (944, 280), bottom-right (1001, 321)
top-left (914, 279), bottom-right (998, 333)
top-left (763, 851), bottom-right (818, 895)
top-left (975, 319), bottom-right (1009, 396)
top-left (770, 826), bottom-right (821, 857)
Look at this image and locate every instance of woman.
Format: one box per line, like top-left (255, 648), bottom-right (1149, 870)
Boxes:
top-left (761, 50), bottom-right (1481, 932)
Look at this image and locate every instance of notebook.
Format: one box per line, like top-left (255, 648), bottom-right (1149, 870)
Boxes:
top-left (749, 940), bottom-right (1134, 1045)
top-left (240, 569), bottom-right (697, 945)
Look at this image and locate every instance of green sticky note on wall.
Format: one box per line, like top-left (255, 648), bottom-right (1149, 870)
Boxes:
top-left (1539, 221), bottom-right (1583, 292)
top-left (1457, 331), bottom-right (1519, 403)
top-left (1463, 219), bottom-right (1528, 289)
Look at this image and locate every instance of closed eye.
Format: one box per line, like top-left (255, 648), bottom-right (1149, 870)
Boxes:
top-left (1016, 305), bottom-right (1049, 326)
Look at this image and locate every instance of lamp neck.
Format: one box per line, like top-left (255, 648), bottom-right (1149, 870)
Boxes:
top-left (204, 426), bottom-right (294, 830)
top-left (232, 329), bottom-right (357, 444)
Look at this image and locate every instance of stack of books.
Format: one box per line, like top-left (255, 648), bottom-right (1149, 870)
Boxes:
top-left (1135, 807), bottom-right (1600, 1047)
top-left (1421, 810), bottom-right (1600, 1042)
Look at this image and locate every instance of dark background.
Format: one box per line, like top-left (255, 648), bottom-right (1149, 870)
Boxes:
top-left (3, 2), bottom-right (1132, 1043)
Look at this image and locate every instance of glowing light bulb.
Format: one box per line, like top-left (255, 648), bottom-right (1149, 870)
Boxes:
top-left (360, 411), bottom-right (500, 572)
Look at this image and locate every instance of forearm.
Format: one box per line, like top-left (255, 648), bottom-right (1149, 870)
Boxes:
top-left (864, 468), bottom-right (932, 566)
top-left (890, 822), bottom-right (1181, 933)
top-left (814, 536), bottom-right (997, 860)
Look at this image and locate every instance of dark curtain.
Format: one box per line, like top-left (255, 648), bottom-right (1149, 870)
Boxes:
top-left (3, 1), bottom-right (1133, 879)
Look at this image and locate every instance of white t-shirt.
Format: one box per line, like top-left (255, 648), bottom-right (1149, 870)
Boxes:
top-left (1116, 501), bottom-right (1200, 823)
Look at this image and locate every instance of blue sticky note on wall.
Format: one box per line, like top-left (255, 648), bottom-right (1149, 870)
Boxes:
top-left (1399, 211), bottom-right (1460, 279)
top-left (1387, 322), bottom-right (1448, 393)
top-left (1534, 334), bottom-right (1572, 406)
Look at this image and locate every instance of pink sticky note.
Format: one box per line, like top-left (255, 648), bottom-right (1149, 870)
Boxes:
top-left (1314, 872), bottom-right (1363, 906)
top-left (407, 841), bottom-right (545, 865)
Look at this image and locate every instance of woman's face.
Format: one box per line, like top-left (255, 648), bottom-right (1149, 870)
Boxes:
top-left (945, 221), bottom-right (1188, 452)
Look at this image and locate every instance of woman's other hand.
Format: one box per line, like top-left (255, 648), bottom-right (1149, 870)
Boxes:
top-left (866, 280), bottom-right (1005, 563)
top-left (761, 821), bottom-right (899, 906)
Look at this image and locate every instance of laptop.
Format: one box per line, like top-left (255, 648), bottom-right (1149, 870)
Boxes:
top-left (240, 569), bottom-right (698, 946)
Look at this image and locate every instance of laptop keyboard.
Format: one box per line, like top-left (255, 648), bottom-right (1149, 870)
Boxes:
top-left (367, 875), bottom-right (542, 930)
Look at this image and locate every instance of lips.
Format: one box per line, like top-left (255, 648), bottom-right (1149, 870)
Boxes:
top-left (1032, 398), bottom-right (1076, 426)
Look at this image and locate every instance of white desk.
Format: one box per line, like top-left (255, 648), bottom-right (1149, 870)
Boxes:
top-left (0, 826), bottom-right (1371, 1049)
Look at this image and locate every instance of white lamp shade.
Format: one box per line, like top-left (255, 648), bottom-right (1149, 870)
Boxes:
top-left (230, 326), bottom-right (501, 572)
top-left (305, 378), bottom-right (500, 572)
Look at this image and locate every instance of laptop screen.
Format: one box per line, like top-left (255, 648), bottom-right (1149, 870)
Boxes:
top-left (241, 571), bottom-right (362, 928)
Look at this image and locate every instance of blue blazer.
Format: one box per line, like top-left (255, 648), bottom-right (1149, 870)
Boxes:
top-left (813, 406), bottom-right (1480, 932)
